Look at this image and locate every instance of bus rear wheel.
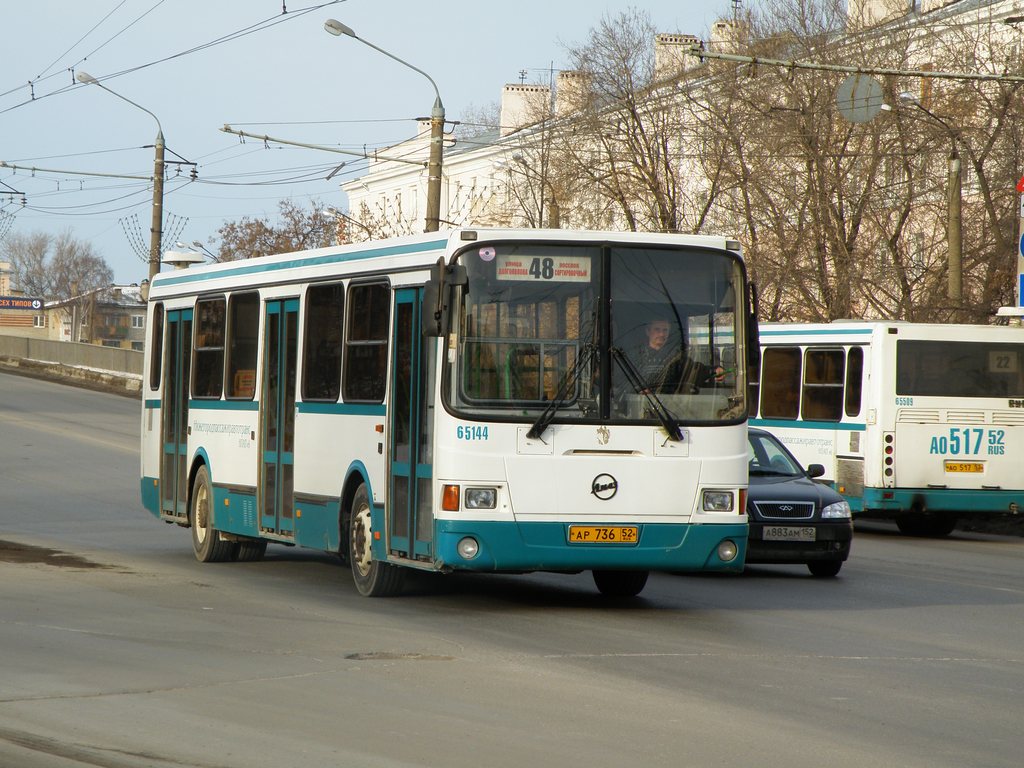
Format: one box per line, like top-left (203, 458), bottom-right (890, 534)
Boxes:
top-left (896, 512), bottom-right (957, 537)
top-left (348, 485), bottom-right (403, 597)
top-left (592, 569), bottom-right (649, 597)
top-left (235, 539), bottom-right (267, 562)
top-left (190, 466), bottom-right (235, 563)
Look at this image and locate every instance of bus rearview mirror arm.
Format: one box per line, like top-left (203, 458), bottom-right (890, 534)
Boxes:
top-left (422, 257), bottom-right (467, 337)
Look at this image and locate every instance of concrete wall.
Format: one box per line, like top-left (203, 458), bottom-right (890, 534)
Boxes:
top-left (0, 333), bottom-right (143, 397)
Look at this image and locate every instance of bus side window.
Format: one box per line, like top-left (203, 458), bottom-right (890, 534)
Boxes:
top-left (845, 347), bottom-right (864, 416)
top-left (760, 347), bottom-right (800, 418)
top-left (343, 282), bottom-right (389, 403)
top-left (193, 297), bottom-right (226, 399)
top-left (227, 292), bottom-right (259, 399)
top-left (149, 303), bottom-right (164, 391)
top-left (802, 349), bottom-right (844, 421)
top-left (302, 283), bottom-right (344, 401)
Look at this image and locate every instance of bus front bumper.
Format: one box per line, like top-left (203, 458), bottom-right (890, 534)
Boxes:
top-left (432, 520), bottom-right (748, 573)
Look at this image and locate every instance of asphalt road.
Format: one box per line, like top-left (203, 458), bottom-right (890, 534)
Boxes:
top-left (1, 370), bottom-right (1022, 768)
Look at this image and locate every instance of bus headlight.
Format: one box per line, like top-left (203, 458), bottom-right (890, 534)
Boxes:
top-left (822, 500), bottom-right (852, 519)
top-left (464, 487), bottom-right (497, 510)
top-left (457, 537), bottom-right (480, 559)
top-left (702, 490), bottom-right (734, 512)
top-left (717, 540), bottom-right (739, 562)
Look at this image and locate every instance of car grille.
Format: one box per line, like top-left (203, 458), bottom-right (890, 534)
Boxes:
top-left (753, 501), bottom-right (815, 520)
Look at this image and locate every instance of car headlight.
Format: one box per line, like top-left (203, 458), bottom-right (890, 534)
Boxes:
top-left (702, 490), bottom-right (734, 512)
top-left (464, 487), bottom-right (497, 510)
top-left (822, 500), bottom-right (851, 519)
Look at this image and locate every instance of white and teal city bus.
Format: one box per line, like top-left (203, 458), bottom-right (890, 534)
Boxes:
top-left (752, 321), bottom-right (1024, 535)
top-left (140, 228), bottom-right (755, 596)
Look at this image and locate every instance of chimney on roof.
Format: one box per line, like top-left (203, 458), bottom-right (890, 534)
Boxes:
top-left (709, 19), bottom-right (746, 54)
top-left (848, 0), bottom-right (913, 30)
top-left (555, 71), bottom-right (589, 116)
top-left (499, 83), bottom-right (550, 136)
top-left (654, 34), bottom-right (699, 80)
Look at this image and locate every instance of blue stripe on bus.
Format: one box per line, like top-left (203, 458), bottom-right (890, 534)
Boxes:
top-left (297, 402), bottom-right (387, 416)
top-left (860, 487), bottom-right (1024, 514)
top-left (190, 399), bottom-right (260, 411)
top-left (750, 418), bottom-right (866, 432)
top-left (144, 399), bottom-right (384, 416)
top-left (759, 327), bottom-right (874, 337)
top-left (153, 239), bottom-right (448, 288)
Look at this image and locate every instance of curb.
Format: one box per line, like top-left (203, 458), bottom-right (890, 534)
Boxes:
top-left (0, 356), bottom-right (142, 399)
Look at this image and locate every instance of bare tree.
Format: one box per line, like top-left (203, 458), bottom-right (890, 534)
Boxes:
top-left (682, 0), bottom-right (1023, 322)
top-left (2, 229), bottom-right (112, 302)
top-left (2, 229), bottom-right (114, 342)
top-left (215, 199), bottom-right (335, 260)
top-left (555, 9), bottom-right (693, 232)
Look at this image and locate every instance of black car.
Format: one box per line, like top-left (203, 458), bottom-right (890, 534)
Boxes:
top-left (745, 428), bottom-right (853, 577)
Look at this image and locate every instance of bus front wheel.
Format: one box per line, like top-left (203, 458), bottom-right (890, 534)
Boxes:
top-left (190, 465), bottom-right (235, 563)
top-left (592, 569), bottom-right (649, 597)
top-left (348, 485), bottom-right (403, 597)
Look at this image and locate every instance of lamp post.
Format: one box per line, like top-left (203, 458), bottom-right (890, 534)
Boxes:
top-left (324, 19), bottom-right (444, 233)
top-left (77, 71), bottom-right (165, 281)
top-left (897, 93), bottom-right (962, 315)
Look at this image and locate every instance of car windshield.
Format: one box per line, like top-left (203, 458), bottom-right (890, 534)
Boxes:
top-left (748, 431), bottom-right (802, 476)
top-left (450, 240), bottom-right (747, 426)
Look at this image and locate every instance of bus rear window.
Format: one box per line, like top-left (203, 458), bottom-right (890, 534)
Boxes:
top-left (896, 340), bottom-right (1024, 397)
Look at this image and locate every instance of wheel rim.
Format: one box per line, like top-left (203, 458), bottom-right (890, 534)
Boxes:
top-left (194, 481), bottom-right (210, 545)
top-left (351, 501), bottom-right (373, 578)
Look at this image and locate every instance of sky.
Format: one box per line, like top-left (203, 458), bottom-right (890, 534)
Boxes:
top-left (1, 0), bottom-right (734, 285)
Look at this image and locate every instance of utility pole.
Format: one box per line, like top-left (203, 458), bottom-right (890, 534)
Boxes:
top-left (150, 130), bottom-right (165, 281)
top-left (425, 96), bottom-right (445, 233)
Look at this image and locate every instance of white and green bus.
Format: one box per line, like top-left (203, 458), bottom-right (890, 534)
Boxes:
top-left (141, 228), bottom-right (756, 596)
top-left (753, 320), bottom-right (1024, 535)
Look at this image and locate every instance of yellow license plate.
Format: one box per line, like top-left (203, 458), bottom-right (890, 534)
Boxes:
top-left (944, 461), bottom-right (984, 473)
top-left (568, 525), bottom-right (638, 544)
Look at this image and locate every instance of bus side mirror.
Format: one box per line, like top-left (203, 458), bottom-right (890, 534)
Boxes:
top-left (422, 258), bottom-right (467, 337)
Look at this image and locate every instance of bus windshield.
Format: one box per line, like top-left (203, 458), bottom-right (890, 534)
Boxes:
top-left (896, 340), bottom-right (1024, 398)
top-left (451, 241), bottom-right (746, 424)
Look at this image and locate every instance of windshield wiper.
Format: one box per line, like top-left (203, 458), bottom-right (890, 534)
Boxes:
top-left (526, 343), bottom-right (596, 441)
top-left (611, 347), bottom-right (684, 442)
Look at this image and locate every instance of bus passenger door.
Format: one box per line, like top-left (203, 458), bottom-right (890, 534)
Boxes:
top-left (260, 299), bottom-right (298, 537)
top-left (389, 288), bottom-right (434, 561)
top-left (160, 308), bottom-right (192, 521)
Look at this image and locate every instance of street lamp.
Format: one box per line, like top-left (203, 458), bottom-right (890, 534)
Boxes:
top-left (324, 19), bottom-right (445, 233)
top-left (897, 92), bottom-right (962, 315)
top-left (176, 240), bottom-right (219, 263)
top-left (76, 70), bottom-right (165, 281)
top-left (324, 206), bottom-right (374, 241)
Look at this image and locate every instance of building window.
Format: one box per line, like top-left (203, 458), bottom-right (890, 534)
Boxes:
top-left (132, 315), bottom-right (145, 329)
top-left (33, 315), bottom-right (45, 328)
